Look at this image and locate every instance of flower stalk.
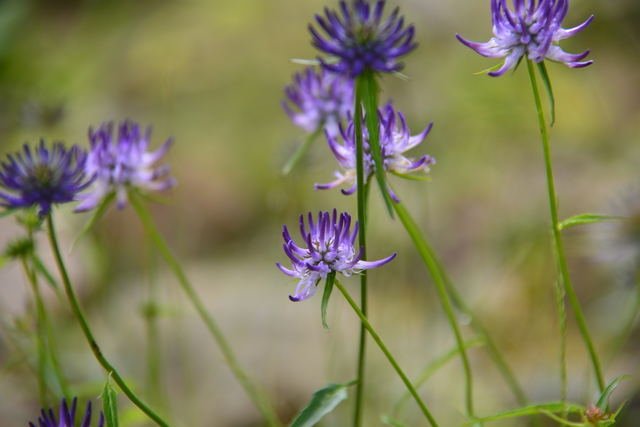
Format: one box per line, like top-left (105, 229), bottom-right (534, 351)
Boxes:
top-left (526, 58), bottom-right (604, 393)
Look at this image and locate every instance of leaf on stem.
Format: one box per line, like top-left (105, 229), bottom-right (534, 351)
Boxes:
top-left (71, 192), bottom-right (115, 252)
top-left (381, 416), bottom-right (412, 427)
top-left (389, 171), bottom-right (433, 181)
top-left (596, 375), bottom-right (631, 411)
top-left (472, 61), bottom-right (505, 76)
top-left (0, 207), bottom-right (18, 219)
top-left (321, 273), bottom-right (335, 332)
top-left (537, 61), bottom-right (555, 126)
top-left (461, 403), bottom-right (584, 425)
top-left (559, 214), bottom-right (630, 230)
top-left (101, 372), bottom-right (120, 427)
top-left (282, 128), bottom-right (322, 176)
top-left (289, 381), bottom-right (354, 427)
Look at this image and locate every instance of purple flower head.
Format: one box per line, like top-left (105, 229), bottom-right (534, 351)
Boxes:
top-left (0, 141), bottom-right (93, 217)
top-left (309, 0), bottom-right (417, 77)
top-left (75, 120), bottom-right (176, 212)
top-left (456, 0), bottom-right (593, 77)
top-left (277, 209), bottom-right (396, 302)
top-left (282, 67), bottom-right (354, 137)
top-left (315, 103), bottom-right (435, 202)
top-left (29, 397), bottom-right (104, 427)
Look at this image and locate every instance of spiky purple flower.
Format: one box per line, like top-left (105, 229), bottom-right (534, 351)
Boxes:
top-left (0, 141), bottom-right (93, 217)
top-left (456, 0), bottom-right (593, 77)
top-left (29, 397), bottom-right (104, 427)
top-left (316, 103), bottom-right (434, 203)
top-left (309, 0), bottom-right (417, 77)
top-left (277, 209), bottom-right (396, 302)
top-left (75, 120), bottom-right (176, 212)
top-left (282, 67), bottom-right (354, 137)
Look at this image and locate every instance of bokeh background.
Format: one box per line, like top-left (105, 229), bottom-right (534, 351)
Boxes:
top-left (1, 0), bottom-right (640, 425)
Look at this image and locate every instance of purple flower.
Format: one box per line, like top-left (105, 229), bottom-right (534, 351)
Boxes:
top-left (277, 209), bottom-right (396, 301)
top-left (29, 397), bottom-right (104, 427)
top-left (75, 121), bottom-right (176, 212)
top-left (0, 141), bottom-right (93, 217)
top-left (315, 103), bottom-right (434, 202)
top-left (309, 0), bottom-right (417, 77)
top-left (456, 0), bottom-right (593, 77)
top-left (282, 67), bottom-right (354, 137)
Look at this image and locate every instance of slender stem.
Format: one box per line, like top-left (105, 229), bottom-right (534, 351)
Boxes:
top-left (144, 236), bottom-right (164, 409)
top-left (392, 201), bottom-right (475, 418)
top-left (526, 59), bottom-right (605, 393)
top-left (22, 257), bottom-right (47, 404)
top-left (129, 193), bottom-right (283, 427)
top-left (334, 279), bottom-right (439, 427)
top-left (281, 127), bottom-right (323, 176)
top-left (353, 75), bottom-right (368, 427)
top-left (46, 213), bottom-right (172, 427)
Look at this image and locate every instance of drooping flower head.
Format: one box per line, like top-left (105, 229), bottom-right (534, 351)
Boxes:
top-left (316, 103), bottom-right (434, 203)
top-left (29, 397), bottom-right (104, 427)
top-left (75, 120), bottom-right (176, 212)
top-left (277, 209), bottom-right (396, 301)
top-left (309, 0), bottom-right (418, 77)
top-left (456, 0), bottom-right (593, 77)
top-left (282, 67), bottom-right (354, 137)
top-left (0, 141), bottom-right (93, 217)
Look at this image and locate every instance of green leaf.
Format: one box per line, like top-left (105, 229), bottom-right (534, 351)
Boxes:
top-left (462, 403), bottom-right (585, 425)
top-left (100, 373), bottom-right (120, 427)
top-left (321, 273), bottom-right (335, 332)
top-left (289, 382), bottom-right (353, 427)
top-left (0, 207), bottom-right (18, 219)
top-left (472, 61), bottom-right (505, 76)
top-left (381, 416), bottom-right (411, 427)
top-left (71, 193), bottom-right (115, 252)
top-left (559, 214), bottom-right (630, 230)
top-left (137, 190), bottom-right (172, 206)
top-left (596, 375), bottom-right (631, 411)
top-left (389, 171), bottom-right (433, 181)
top-left (358, 71), bottom-right (395, 218)
top-left (537, 61), bottom-right (555, 126)
top-left (282, 128), bottom-right (322, 176)
top-left (31, 254), bottom-right (59, 292)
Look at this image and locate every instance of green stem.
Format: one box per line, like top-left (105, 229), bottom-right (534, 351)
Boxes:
top-left (281, 127), bottom-right (323, 176)
top-left (23, 257), bottom-right (47, 405)
top-left (555, 272), bottom-right (568, 418)
top-left (392, 201), bottom-right (475, 418)
top-left (334, 279), bottom-right (439, 427)
top-left (46, 213), bottom-right (172, 427)
top-left (129, 193), bottom-right (283, 427)
top-left (526, 59), bottom-right (605, 393)
top-left (144, 236), bottom-right (164, 410)
top-left (353, 75), bottom-right (368, 427)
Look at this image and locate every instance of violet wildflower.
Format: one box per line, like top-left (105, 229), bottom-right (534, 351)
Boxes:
top-left (29, 397), bottom-right (104, 427)
top-left (75, 120), bottom-right (176, 212)
top-left (316, 103), bottom-right (434, 202)
top-left (282, 67), bottom-right (354, 137)
top-left (0, 141), bottom-right (92, 217)
top-left (309, 0), bottom-right (417, 77)
top-left (456, 0), bottom-right (593, 76)
top-left (277, 209), bottom-right (396, 301)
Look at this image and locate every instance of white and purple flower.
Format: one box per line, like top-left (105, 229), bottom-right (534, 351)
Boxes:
top-left (75, 120), bottom-right (176, 212)
top-left (282, 67), bottom-right (354, 137)
top-left (277, 209), bottom-right (396, 302)
top-left (316, 103), bottom-right (434, 203)
top-left (456, 0), bottom-right (593, 77)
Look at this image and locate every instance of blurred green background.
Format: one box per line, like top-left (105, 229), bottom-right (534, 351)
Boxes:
top-left (1, 0), bottom-right (640, 425)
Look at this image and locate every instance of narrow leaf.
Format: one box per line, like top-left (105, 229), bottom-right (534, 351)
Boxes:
top-left (389, 171), bottom-right (433, 181)
top-left (321, 273), bottom-right (335, 332)
top-left (596, 375), bottom-right (631, 410)
top-left (472, 61), bottom-right (505, 76)
top-left (559, 214), bottom-right (629, 230)
top-left (71, 193), bottom-right (115, 252)
top-left (282, 128), bottom-right (322, 176)
top-left (100, 373), bottom-right (120, 427)
top-left (381, 416), bottom-right (411, 427)
top-left (289, 382), bottom-right (351, 427)
top-left (537, 61), bottom-right (555, 126)
top-left (462, 403), bottom-right (584, 425)
top-left (0, 207), bottom-right (18, 219)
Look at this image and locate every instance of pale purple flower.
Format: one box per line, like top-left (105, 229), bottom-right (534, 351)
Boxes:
top-left (456, 0), bottom-right (593, 77)
top-left (277, 209), bottom-right (396, 302)
top-left (75, 121), bottom-right (176, 212)
top-left (29, 397), bottom-right (104, 427)
top-left (282, 67), bottom-right (354, 137)
top-left (310, 0), bottom-right (417, 77)
top-left (0, 141), bottom-right (93, 217)
top-left (315, 103), bottom-right (434, 202)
